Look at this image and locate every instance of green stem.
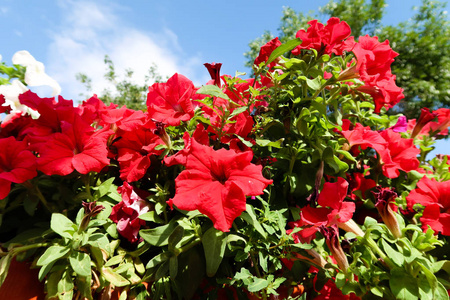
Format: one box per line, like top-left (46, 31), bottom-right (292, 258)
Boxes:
top-left (363, 236), bottom-right (395, 269)
top-left (249, 251), bottom-right (267, 300)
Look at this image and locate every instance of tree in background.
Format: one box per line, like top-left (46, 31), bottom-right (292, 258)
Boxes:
top-left (244, 0), bottom-right (450, 119)
top-left (77, 55), bottom-right (165, 111)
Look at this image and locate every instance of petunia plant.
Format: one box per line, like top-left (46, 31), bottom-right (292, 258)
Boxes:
top-left (1, 18), bottom-right (450, 300)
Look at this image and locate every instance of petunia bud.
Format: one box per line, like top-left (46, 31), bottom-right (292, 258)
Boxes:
top-left (204, 62), bottom-right (222, 87)
top-left (80, 201), bottom-right (105, 232)
top-left (373, 187), bottom-right (402, 239)
top-left (411, 108), bottom-right (437, 138)
top-left (320, 225), bottom-right (349, 273)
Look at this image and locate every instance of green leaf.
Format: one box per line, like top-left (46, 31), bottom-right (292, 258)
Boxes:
top-left (58, 270), bottom-right (74, 300)
top-left (255, 138), bottom-right (284, 148)
top-left (381, 239), bottom-right (404, 267)
top-left (102, 267), bottom-right (130, 287)
top-left (202, 227), bottom-right (227, 277)
top-left (51, 213), bottom-right (76, 239)
top-left (389, 267), bottom-right (419, 300)
top-left (140, 221), bottom-right (178, 247)
top-left (105, 255), bottom-right (125, 267)
top-left (0, 253), bottom-right (13, 286)
top-left (266, 38), bottom-right (302, 65)
top-left (69, 251), bottom-right (91, 277)
top-left (241, 205), bottom-right (267, 239)
top-left (146, 252), bottom-right (171, 269)
top-left (247, 278), bottom-right (269, 293)
top-left (306, 77), bottom-right (322, 90)
top-left (168, 225), bottom-right (184, 254)
top-left (37, 245), bottom-right (71, 266)
top-left (196, 85), bottom-right (230, 100)
top-left (169, 256), bottom-right (178, 279)
top-left (228, 106), bottom-right (248, 119)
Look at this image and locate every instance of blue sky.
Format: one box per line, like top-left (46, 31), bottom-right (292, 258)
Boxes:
top-left (1, 0), bottom-right (449, 154)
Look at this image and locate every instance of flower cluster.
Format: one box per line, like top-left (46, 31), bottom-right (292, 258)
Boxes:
top-left (1, 18), bottom-right (450, 300)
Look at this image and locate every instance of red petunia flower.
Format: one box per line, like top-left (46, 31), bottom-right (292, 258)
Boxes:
top-left (166, 137), bottom-right (272, 232)
top-left (110, 182), bottom-right (150, 243)
top-left (113, 121), bottom-right (164, 182)
top-left (146, 73), bottom-right (196, 126)
top-left (351, 35), bottom-right (404, 113)
top-left (36, 114), bottom-right (111, 176)
top-left (406, 176), bottom-right (450, 235)
top-left (0, 136), bottom-right (37, 199)
top-left (254, 37), bottom-right (282, 70)
top-left (378, 129), bottom-right (420, 178)
top-left (340, 122), bottom-right (387, 155)
top-left (290, 177), bottom-right (354, 242)
top-left (292, 17), bottom-right (354, 56)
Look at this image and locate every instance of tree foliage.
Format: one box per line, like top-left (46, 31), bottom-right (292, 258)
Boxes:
top-left (245, 0), bottom-right (450, 118)
top-left (76, 55), bottom-right (166, 111)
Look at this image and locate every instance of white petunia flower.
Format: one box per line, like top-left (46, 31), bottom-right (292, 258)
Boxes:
top-left (0, 79), bottom-right (40, 122)
top-left (12, 50), bottom-right (61, 96)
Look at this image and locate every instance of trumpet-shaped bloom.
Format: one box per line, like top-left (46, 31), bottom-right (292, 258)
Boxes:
top-left (110, 182), bottom-right (150, 243)
top-left (0, 137), bottom-right (37, 199)
top-left (12, 50), bottom-right (61, 96)
top-left (406, 176), bottom-right (450, 235)
top-left (146, 73), bottom-right (196, 126)
top-left (292, 18), bottom-right (354, 56)
top-left (166, 137), bottom-right (272, 232)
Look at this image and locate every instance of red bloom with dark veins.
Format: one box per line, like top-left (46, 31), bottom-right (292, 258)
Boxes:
top-left (292, 17), bottom-right (354, 56)
top-left (348, 172), bottom-right (376, 201)
top-left (254, 37), bottom-right (282, 70)
top-left (378, 129), bottom-right (420, 178)
top-left (166, 138), bottom-right (272, 232)
top-left (110, 182), bottom-right (150, 243)
top-left (406, 176), bottom-right (450, 235)
top-left (36, 114), bottom-right (111, 176)
top-left (113, 121), bottom-right (164, 182)
top-left (146, 73), bottom-right (196, 126)
top-left (0, 136), bottom-right (37, 199)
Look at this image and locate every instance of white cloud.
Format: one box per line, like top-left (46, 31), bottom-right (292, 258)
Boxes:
top-left (46, 0), bottom-right (204, 102)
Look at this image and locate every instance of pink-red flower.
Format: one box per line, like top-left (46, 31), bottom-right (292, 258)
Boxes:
top-left (0, 136), bottom-right (37, 199)
top-left (36, 114), bottom-right (111, 176)
top-left (165, 137), bottom-right (272, 232)
top-left (351, 35), bottom-right (404, 113)
top-left (112, 121), bottom-right (164, 182)
top-left (378, 129), bottom-right (420, 178)
top-left (254, 37), bottom-right (282, 70)
top-left (110, 182), bottom-right (150, 243)
top-left (289, 177), bottom-right (354, 242)
top-left (292, 17), bottom-right (354, 56)
top-left (406, 176), bottom-right (450, 235)
top-left (146, 73), bottom-right (196, 126)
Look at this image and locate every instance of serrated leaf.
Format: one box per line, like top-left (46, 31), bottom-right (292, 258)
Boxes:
top-left (196, 85), bottom-right (230, 100)
top-left (267, 38), bottom-right (302, 65)
top-left (202, 227), bottom-right (227, 277)
top-left (37, 245), bottom-right (70, 266)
